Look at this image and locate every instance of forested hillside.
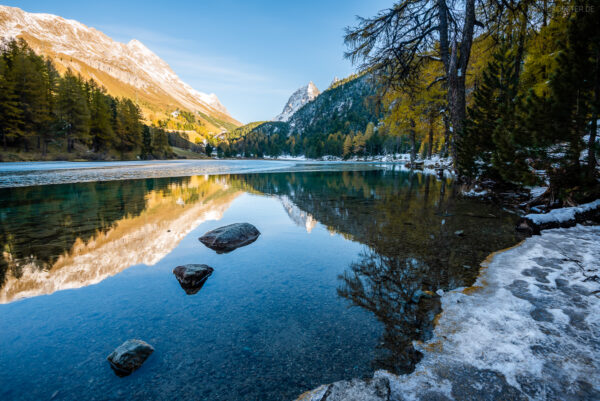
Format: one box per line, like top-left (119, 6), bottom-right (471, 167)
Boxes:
top-left (222, 0), bottom-right (599, 205)
top-left (0, 39), bottom-right (173, 160)
top-left (224, 74), bottom-right (394, 158)
top-left (343, 0), bottom-right (599, 204)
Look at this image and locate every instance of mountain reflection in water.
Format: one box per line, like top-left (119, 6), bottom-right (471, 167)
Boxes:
top-left (0, 168), bottom-right (522, 398)
top-left (0, 176), bottom-right (241, 303)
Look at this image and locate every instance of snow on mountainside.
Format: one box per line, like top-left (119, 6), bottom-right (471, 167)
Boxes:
top-left (0, 5), bottom-right (239, 125)
top-left (273, 81), bottom-right (320, 122)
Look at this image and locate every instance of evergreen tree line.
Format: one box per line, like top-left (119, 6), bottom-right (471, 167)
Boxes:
top-left (217, 121), bottom-right (432, 159)
top-left (460, 0), bottom-right (599, 201)
top-left (0, 39), bottom-right (171, 159)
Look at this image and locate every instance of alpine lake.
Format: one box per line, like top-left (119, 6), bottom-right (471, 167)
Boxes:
top-left (0, 161), bottom-right (523, 401)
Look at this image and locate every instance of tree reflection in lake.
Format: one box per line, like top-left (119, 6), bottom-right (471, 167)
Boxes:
top-left (238, 168), bottom-right (523, 374)
top-left (339, 251), bottom-right (441, 373)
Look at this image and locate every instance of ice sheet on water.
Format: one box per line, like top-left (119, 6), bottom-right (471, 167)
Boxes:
top-left (0, 160), bottom-right (389, 188)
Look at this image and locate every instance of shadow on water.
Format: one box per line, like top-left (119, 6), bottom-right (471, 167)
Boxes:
top-left (236, 169), bottom-right (524, 374)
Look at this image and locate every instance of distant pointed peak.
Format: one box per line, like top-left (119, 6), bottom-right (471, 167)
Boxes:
top-left (305, 81), bottom-right (320, 97)
top-left (127, 38), bottom-right (149, 50)
top-left (272, 81), bottom-right (320, 122)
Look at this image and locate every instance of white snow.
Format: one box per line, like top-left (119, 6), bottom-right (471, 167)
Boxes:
top-left (273, 82), bottom-right (320, 122)
top-left (528, 186), bottom-right (548, 198)
top-left (462, 189), bottom-right (488, 197)
top-left (298, 225), bottom-right (600, 400)
top-left (0, 5), bottom-right (232, 118)
top-left (525, 199), bottom-right (600, 224)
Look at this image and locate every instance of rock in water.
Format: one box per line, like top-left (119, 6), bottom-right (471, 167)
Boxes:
top-left (173, 264), bottom-right (214, 295)
top-left (199, 223), bottom-right (260, 253)
top-left (298, 377), bottom-right (390, 401)
top-left (107, 339), bottom-right (154, 377)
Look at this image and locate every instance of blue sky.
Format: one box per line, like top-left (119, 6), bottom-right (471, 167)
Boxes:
top-left (5, 0), bottom-right (391, 123)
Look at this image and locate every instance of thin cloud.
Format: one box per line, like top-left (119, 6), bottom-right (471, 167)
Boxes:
top-left (95, 24), bottom-right (193, 47)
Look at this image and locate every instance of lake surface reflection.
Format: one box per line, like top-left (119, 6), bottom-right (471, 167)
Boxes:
top-left (0, 168), bottom-right (522, 400)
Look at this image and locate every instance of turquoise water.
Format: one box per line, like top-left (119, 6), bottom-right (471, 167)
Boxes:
top-left (0, 166), bottom-right (522, 400)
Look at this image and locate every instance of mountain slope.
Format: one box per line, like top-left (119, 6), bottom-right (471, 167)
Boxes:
top-left (248, 73), bottom-right (379, 138)
top-left (0, 5), bottom-right (241, 130)
top-left (287, 73), bottom-right (378, 135)
top-left (273, 81), bottom-right (320, 122)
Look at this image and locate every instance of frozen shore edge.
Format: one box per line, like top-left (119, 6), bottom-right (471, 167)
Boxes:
top-left (296, 224), bottom-right (600, 400)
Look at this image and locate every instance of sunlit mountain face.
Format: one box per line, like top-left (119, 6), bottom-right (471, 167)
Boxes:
top-left (0, 5), bottom-right (240, 129)
top-left (0, 176), bottom-right (242, 303)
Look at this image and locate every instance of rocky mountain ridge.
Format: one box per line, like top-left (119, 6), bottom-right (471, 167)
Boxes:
top-left (273, 81), bottom-right (320, 122)
top-left (0, 5), bottom-right (240, 128)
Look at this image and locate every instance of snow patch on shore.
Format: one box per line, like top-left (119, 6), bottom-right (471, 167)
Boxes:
top-left (298, 225), bottom-right (600, 400)
top-left (525, 199), bottom-right (600, 224)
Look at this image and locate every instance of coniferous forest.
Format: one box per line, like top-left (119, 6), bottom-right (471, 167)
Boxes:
top-left (0, 38), bottom-right (172, 160)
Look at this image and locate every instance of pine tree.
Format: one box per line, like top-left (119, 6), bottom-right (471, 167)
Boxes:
top-left (9, 39), bottom-right (50, 151)
top-left (57, 69), bottom-right (90, 152)
top-left (0, 56), bottom-right (23, 151)
top-left (526, 1), bottom-right (600, 200)
top-left (141, 125), bottom-right (152, 159)
top-left (464, 42), bottom-right (534, 184)
top-left (88, 81), bottom-right (114, 151)
top-left (115, 98), bottom-right (142, 153)
top-left (40, 59), bottom-right (59, 156)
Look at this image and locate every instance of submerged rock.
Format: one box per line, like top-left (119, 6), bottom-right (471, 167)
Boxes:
top-left (173, 264), bottom-right (214, 295)
top-left (298, 377), bottom-right (390, 401)
top-left (107, 339), bottom-right (154, 377)
top-left (199, 223), bottom-right (260, 253)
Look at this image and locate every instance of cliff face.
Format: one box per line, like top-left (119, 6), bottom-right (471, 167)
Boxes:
top-left (273, 81), bottom-right (320, 122)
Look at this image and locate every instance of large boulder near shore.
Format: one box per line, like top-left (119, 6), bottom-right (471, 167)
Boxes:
top-left (107, 339), bottom-right (154, 377)
top-left (199, 223), bottom-right (260, 253)
top-left (173, 264), bottom-right (214, 295)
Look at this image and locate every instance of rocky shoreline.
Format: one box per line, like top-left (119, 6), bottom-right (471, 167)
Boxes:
top-left (296, 224), bottom-right (600, 400)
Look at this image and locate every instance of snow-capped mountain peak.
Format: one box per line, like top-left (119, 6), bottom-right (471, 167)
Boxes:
top-left (0, 5), bottom-right (237, 123)
top-left (273, 81), bottom-right (320, 122)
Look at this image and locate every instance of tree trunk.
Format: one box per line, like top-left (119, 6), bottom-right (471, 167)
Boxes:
top-left (446, 0), bottom-right (476, 170)
top-left (427, 115), bottom-right (434, 159)
top-left (589, 51), bottom-right (599, 173)
top-left (437, 0), bottom-right (450, 73)
top-left (410, 119), bottom-right (417, 164)
top-left (443, 114), bottom-right (450, 157)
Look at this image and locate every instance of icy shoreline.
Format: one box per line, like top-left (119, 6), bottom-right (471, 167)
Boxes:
top-left (0, 158), bottom-right (452, 188)
top-left (297, 225), bottom-right (600, 400)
